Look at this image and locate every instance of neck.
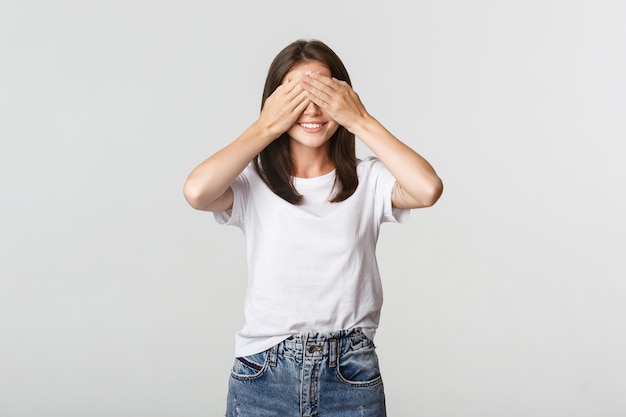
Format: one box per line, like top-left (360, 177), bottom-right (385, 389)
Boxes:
top-left (291, 143), bottom-right (334, 178)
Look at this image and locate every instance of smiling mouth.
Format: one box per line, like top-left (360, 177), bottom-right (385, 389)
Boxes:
top-left (299, 122), bottom-right (325, 129)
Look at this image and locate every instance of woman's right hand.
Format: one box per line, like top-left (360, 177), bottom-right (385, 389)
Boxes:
top-left (256, 76), bottom-right (310, 140)
top-left (183, 77), bottom-right (310, 212)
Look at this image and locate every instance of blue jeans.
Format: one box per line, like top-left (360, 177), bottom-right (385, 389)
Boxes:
top-left (226, 328), bottom-right (387, 416)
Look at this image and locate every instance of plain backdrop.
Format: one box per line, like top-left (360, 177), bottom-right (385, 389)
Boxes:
top-left (1, 0), bottom-right (625, 416)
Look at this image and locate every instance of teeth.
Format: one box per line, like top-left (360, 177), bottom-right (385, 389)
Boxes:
top-left (301, 123), bottom-right (323, 129)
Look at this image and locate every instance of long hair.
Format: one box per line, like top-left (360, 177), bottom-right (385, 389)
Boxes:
top-left (253, 39), bottom-right (358, 204)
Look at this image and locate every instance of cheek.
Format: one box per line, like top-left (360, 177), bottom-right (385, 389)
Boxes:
top-left (327, 122), bottom-right (340, 136)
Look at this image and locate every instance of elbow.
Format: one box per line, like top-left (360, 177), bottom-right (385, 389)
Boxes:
top-left (183, 179), bottom-right (206, 210)
top-left (421, 177), bottom-right (444, 208)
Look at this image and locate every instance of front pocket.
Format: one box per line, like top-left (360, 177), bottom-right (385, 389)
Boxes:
top-left (231, 351), bottom-right (268, 381)
top-left (336, 347), bottom-right (383, 387)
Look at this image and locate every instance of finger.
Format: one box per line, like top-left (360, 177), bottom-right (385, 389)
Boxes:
top-left (271, 76), bottom-right (300, 100)
top-left (291, 88), bottom-right (309, 107)
top-left (301, 79), bottom-right (332, 105)
top-left (283, 74), bottom-right (306, 96)
top-left (279, 82), bottom-right (306, 108)
top-left (278, 89), bottom-right (309, 121)
top-left (291, 95), bottom-right (311, 115)
top-left (305, 88), bottom-right (330, 110)
top-left (303, 72), bottom-right (338, 93)
top-left (304, 76), bottom-right (344, 109)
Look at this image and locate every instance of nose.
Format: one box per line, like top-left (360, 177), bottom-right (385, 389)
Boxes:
top-left (303, 100), bottom-right (321, 115)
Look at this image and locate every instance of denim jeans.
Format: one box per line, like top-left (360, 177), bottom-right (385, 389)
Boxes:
top-left (226, 328), bottom-right (386, 417)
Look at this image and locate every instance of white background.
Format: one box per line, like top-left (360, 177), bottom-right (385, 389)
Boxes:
top-left (1, 0), bottom-right (625, 416)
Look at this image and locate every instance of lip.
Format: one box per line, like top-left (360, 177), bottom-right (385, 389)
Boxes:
top-left (298, 121), bottom-right (327, 133)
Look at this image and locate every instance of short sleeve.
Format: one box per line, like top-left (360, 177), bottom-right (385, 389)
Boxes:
top-left (212, 165), bottom-right (251, 228)
top-left (364, 156), bottom-right (410, 224)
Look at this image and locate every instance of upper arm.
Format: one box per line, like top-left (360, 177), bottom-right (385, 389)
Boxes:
top-left (201, 186), bottom-right (234, 212)
top-left (391, 180), bottom-right (443, 209)
top-left (391, 181), bottom-right (416, 209)
top-left (184, 185), bottom-right (234, 212)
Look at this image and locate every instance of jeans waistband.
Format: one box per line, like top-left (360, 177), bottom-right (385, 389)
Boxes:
top-left (273, 328), bottom-right (374, 363)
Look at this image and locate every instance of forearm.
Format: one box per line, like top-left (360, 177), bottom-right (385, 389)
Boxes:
top-left (352, 115), bottom-right (443, 208)
top-left (183, 122), bottom-right (273, 210)
top-left (299, 73), bottom-right (442, 208)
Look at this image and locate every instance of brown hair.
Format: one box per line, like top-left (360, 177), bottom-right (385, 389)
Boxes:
top-left (253, 39), bottom-right (358, 204)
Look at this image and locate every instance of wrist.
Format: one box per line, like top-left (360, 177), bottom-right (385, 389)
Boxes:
top-left (249, 120), bottom-right (282, 146)
top-left (348, 114), bottom-right (378, 140)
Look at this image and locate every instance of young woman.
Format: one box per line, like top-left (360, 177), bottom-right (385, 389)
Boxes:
top-left (184, 39), bottom-right (443, 417)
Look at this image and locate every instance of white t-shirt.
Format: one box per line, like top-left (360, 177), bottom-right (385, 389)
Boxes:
top-left (214, 156), bottom-right (409, 357)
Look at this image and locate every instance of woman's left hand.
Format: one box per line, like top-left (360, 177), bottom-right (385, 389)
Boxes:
top-left (303, 73), bottom-right (443, 209)
top-left (300, 73), bottom-right (369, 133)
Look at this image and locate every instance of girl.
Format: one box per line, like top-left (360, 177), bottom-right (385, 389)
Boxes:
top-left (184, 39), bottom-right (443, 417)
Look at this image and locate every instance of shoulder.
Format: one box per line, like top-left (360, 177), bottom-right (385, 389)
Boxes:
top-left (241, 162), bottom-right (258, 179)
top-left (356, 156), bottom-right (398, 197)
top-left (357, 156), bottom-right (391, 178)
top-left (235, 162), bottom-right (260, 187)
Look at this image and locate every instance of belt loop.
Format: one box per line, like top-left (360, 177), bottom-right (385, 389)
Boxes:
top-left (328, 338), bottom-right (338, 368)
top-left (269, 344), bottom-right (278, 367)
